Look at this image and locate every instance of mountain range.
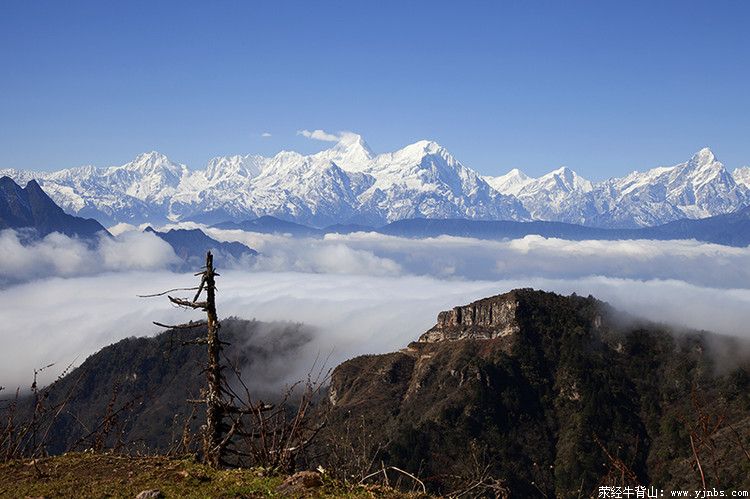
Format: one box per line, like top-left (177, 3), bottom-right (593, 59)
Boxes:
top-left (3, 136), bottom-right (748, 229)
top-left (5, 170), bottom-right (750, 253)
top-left (0, 176), bottom-right (256, 271)
top-left (373, 207), bottom-right (750, 247)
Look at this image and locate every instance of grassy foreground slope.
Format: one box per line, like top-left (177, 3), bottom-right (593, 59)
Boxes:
top-left (0, 453), bottom-right (427, 499)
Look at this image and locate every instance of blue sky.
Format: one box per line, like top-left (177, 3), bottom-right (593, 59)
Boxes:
top-left (1, 0), bottom-right (748, 179)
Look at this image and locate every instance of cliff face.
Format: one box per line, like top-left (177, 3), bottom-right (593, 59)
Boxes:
top-left (418, 291), bottom-right (521, 342)
top-left (320, 289), bottom-right (750, 497)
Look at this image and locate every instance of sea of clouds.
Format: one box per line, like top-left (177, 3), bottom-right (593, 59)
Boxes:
top-left (2, 224), bottom-right (750, 389)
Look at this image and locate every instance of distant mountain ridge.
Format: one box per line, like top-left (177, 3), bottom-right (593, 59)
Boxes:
top-left (2, 138), bottom-right (749, 228)
top-left (0, 176), bottom-right (108, 239)
top-left (375, 210), bottom-right (750, 246)
top-left (213, 215), bottom-right (323, 237)
top-left (213, 209), bottom-right (750, 247)
top-left (144, 226), bottom-right (257, 269)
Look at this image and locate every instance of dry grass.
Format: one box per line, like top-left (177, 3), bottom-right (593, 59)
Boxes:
top-left (0, 452), bottom-right (431, 498)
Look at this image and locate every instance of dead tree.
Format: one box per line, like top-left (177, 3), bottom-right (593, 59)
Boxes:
top-left (145, 250), bottom-right (326, 470)
top-left (149, 251), bottom-right (230, 467)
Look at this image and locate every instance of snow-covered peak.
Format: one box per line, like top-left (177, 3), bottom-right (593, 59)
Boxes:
top-left (124, 151), bottom-right (183, 174)
top-left (484, 168), bottom-right (532, 196)
top-left (272, 150), bottom-right (305, 163)
top-left (691, 147), bottom-right (716, 166)
top-left (205, 154), bottom-right (263, 181)
top-left (380, 140), bottom-right (452, 169)
top-left (334, 133), bottom-right (373, 156)
top-left (133, 150), bottom-right (168, 162)
top-left (107, 151), bottom-right (189, 203)
top-left (617, 148), bottom-right (727, 193)
top-left (313, 133), bottom-right (373, 170)
top-left (684, 147), bottom-right (730, 186)
top-left (521, 166), bottom-right (593, 195)
top-left (733, 166), bottom-right (750, 188)
top-left (401, 140), bottom-right (443, 156)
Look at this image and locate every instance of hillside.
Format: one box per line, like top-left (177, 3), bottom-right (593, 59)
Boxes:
top-left (5, 319), bottom-right (314, 455)
top-left (320, 289), bottom-right (750, 496)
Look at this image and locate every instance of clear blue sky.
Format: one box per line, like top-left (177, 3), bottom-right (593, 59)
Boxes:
top-left (1, 0), bottom-right (749, 179)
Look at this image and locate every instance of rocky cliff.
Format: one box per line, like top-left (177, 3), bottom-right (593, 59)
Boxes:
top-left (418, 291), bottom-right (522, 342)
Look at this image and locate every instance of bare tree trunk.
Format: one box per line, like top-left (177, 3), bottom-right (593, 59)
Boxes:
top-left (203, 252), bottom-right (223, 467)
top-left (152, 250), bottom-right (228, 467)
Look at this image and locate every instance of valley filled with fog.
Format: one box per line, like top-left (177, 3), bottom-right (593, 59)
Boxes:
top-left (3, 225), bottom-right (750, 390)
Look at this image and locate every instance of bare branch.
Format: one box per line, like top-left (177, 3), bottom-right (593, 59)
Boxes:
top-left (193, 275), bottom-right (207, 303)
top-left (168, 296), bottom-right (208, 309)
top-left (153, 321), bottom-right (208, 330)
top-left (137, 286), bottom-right (200, 298)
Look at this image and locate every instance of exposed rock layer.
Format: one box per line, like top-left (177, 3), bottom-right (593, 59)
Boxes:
top-left (418, 291), bottom-right (521, 342)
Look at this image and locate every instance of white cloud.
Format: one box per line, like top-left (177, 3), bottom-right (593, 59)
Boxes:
top-left (261, 132), bottom-right (272, 138)
top-left (4, 226), bottom-right (750, 390)
top-left (192, 226), bottom-right (750, 289)
top-left (21, 221), bottom-right (750, 290)
top-left (0, 229), bottom-right (179, 284)
top-left (297, 129), bottom-right (343, 142)
top-left (3, 270), bottom-right (750, 391)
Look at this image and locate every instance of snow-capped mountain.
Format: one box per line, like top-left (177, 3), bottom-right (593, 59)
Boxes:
top-left (579, 148), bottom-right (748, 227)
top-left (1, 138), bottom-right (747, 228)
top-left (1, 152), bottom-right (190, 224)
top-left (512, 167), bottom-right (594, 222)
top-left (732, 165), bottom-right (750, 189)
top-left (352, 140), bottom-right (527, 224)
top-left (484, 147), bottom-right (748, 227)
top-left (0, 135), bottom-right (526, 226)
top-left (485, 168), bottom-right (532, 196)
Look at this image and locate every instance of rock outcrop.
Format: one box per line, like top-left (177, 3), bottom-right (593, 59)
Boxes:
top-left (418, 291), bottom-right (522, 342)
top-left (275, 471), bottom-right (324, 495)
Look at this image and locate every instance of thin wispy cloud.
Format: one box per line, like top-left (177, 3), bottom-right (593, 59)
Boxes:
top-left (261, 132), bottom-right (272, 138)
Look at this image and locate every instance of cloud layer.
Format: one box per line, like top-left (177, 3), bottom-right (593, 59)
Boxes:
top-left (3, 226), bottom-right (750, 390)
top-left (194, 226), bottom-right (750, 289)
top-left (0, 230), bottom-right (179, 284)
top-left (3, 269), bottom-right (750, 391)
